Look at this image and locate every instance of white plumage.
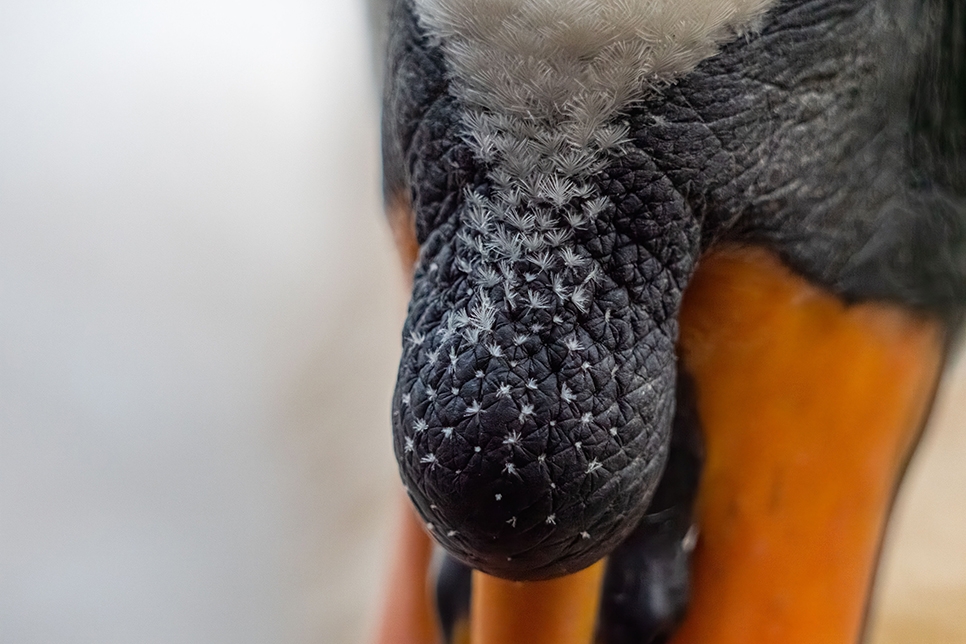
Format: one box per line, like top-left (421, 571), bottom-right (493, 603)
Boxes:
top-left (414, 0), bottom-right (778, 119)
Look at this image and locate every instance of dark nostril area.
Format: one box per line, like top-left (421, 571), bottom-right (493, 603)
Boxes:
top-left (393, 244), bottom-right (680, 580)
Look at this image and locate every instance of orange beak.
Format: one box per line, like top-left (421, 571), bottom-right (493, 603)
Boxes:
top-left (668, 248), bottom-right (944, 644)
top-left (469, 562), bottom-right (605, 644)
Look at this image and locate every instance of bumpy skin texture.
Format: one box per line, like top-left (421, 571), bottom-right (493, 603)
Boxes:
top-left (596, 374), bottom-right (703, 644)
top-left (382, 0), bottom-right (966, 581)
top-left (431, 373), bottom-right (704, 644)
top-left (386, 0), bottom-right (698, 579)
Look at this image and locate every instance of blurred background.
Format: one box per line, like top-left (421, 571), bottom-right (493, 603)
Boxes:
top-left (0, 1), bottom-right (962, 642)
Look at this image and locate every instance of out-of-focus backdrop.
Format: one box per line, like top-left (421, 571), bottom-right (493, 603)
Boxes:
top-left (0, 1), bottom-right (962, 642)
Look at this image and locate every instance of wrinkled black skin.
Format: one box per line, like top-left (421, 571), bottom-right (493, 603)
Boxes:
top-left (382, 0), bottom-right (966, 586)
top-left (595, 374), bottom-right (703, 644)
top-left (433, 374), bottom-right (704, 644)
top-left (387, 0), bottom-right (691, 579)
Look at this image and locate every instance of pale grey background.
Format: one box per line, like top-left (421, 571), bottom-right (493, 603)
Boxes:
top-left (0, 1), bottom-right (962, 642)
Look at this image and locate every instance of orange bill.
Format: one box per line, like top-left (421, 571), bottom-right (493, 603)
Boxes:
top-left (372, 193), bottom-right (435, 644)
top-left (371, 492), bottom-right (439, 644)
top-left (670, 247), bottom-right (945, 644)
top-left (469, 560), bottom-right (606, 644)
top-left (386, 191), bottom-right (420, 276)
